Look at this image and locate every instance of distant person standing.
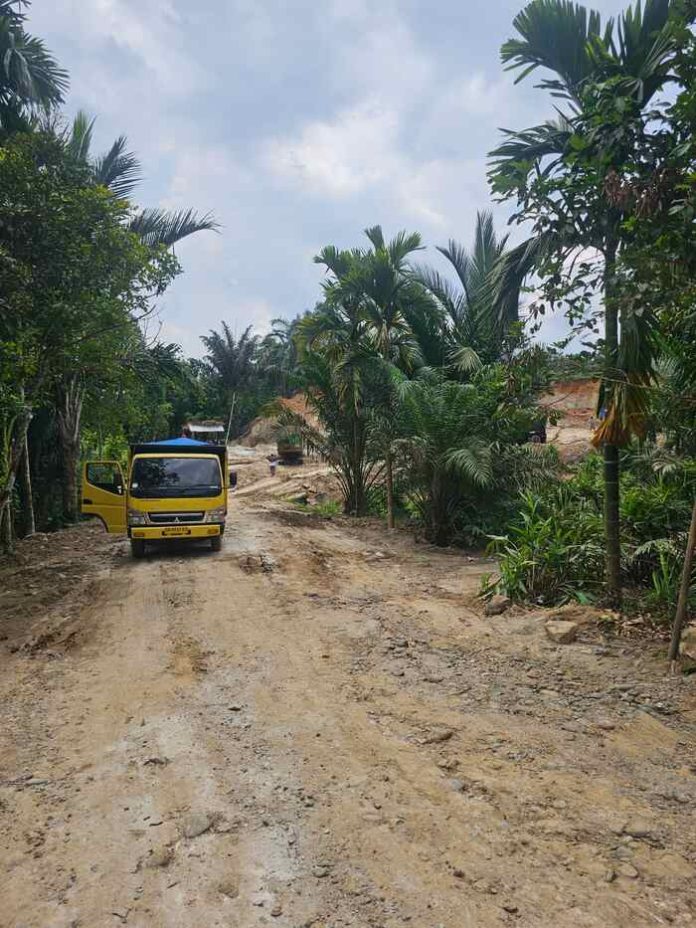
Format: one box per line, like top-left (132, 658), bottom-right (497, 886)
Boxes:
top-left (267, 453), bottom-right (279, 477)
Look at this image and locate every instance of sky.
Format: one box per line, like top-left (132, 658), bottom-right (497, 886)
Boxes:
top-left (32, 0), bottom-right (629, 358)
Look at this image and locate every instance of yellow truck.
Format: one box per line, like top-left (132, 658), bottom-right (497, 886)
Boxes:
top-left (81, 438), bottom-right (229, 558)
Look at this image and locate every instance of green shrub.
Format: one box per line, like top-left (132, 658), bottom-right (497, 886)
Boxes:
top-left (487, 491), bottom-right (604, 604)
top-left (488, 446), bottom-right (695, 611)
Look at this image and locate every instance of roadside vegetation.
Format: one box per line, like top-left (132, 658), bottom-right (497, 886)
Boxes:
top-left (1, 1), bottom-right (694, 637)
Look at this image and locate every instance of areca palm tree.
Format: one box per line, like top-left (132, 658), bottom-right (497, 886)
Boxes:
top-left (66, 111), bottom-right (218, 247)
top-left (489, 0), bottom-right (679, 604)
top-left (280, 349), bottom-right (386, 517)
top-left (296, 297), bottom-right (388, 517)
top-left (299, 251), bottom-right (379, 516)
top-left (0, 1), bottom-right (68, 132)
top-left (53, 112), bottom-right (218, 522)
top-left (313, 226), bottom-right (429, 527)
top-left (355, 226), bottom-right (427, 527)
top-left (416, 211), bottom-right (516, 367)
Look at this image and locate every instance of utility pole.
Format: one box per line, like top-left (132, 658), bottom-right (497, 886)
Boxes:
top-left (225, 393), bottom-right (237, 446)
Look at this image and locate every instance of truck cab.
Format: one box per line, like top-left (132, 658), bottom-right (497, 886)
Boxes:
top-left (82, 438), bottom-right (229, 558)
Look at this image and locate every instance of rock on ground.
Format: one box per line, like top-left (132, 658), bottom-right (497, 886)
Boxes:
top-left (484, 594), bottom-right (511, 616)
top-left (180, 812), bottom-right (214, 839)
top-left (545, 620), bottom-right (579, 644)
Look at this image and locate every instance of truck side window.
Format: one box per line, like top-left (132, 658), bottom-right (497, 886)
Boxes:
top-left (86, 463), bottom-right (123, 495)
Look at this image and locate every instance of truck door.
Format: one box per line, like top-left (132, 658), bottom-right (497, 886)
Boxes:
top-left (81, 461), bottom-right (127, 533)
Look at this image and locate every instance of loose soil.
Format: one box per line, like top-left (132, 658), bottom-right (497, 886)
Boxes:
top-left (1, 477), bottom-right (695, 928)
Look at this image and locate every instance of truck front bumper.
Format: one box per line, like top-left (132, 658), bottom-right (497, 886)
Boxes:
top-left (129, 524), bottom-right (223, 540)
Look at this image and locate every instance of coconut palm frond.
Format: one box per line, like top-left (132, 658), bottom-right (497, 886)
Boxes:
top-left (93, 135), bottom-right (143, 198)
top-left (412, 266), bottom-right (460, 318)
top-left (450, 345), bottom-right (483, 375)
top-left (129, 208), bottom-right (219, 248)
top-left (66, 110), bottom-right (95, 162)
top-left (436, 239), bottom-right (473, 302)
top-left (501, 0), bottom-right (612, 100)
top-left (417, 214), bottom-right (522, 363)
top-left (491, 231), bottom-right (562, 329)
top-left (0, 14), bottom-right (69, 111)
top-left (614, 0), bottom-right (676, 103)
top-left (444, 443), bottom-right (494, 488)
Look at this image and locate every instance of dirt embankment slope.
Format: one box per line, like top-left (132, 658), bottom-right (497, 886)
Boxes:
top-left (542, 378), bottom-right (600, 461)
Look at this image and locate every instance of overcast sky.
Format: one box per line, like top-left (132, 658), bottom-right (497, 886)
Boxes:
top-left (33, 0), bottom-right (628, 357)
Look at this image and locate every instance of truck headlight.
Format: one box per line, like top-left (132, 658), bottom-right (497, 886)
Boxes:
top-left (205, 506), bottom-right (227, 523)
top-left (128, 509), bottom-right (148, 525)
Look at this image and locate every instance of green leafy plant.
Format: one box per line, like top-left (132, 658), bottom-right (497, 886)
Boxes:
top-left (487, 491), bottom-right (604, 604)
top-left (488, 446), bottom-right (696, 610)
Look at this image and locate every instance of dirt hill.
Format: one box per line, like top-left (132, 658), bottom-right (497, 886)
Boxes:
top-left (239, 393), bottom-right (320, 447)
top-left (543, 378), bottom-right (600, 462)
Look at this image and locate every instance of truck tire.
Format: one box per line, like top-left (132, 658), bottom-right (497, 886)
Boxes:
top-left (210, 534), bottom-right (222, 552)
top-left (130, 539), bottom-right (146, 559)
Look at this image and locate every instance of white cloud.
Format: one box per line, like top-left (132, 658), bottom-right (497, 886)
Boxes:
top-left (327, 14), bottom-right (434, 106)
top-left (33, 0), bottom-right (600, 358)
top-left (34, 0), bottom-right (208, 97)
top-left (161, 144), bottom-right (252, 211)
top-left (263, 98), bottom-right (401, 198)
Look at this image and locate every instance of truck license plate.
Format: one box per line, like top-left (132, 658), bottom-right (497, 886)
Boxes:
top-left (162, 527), bottom-right (191, 536)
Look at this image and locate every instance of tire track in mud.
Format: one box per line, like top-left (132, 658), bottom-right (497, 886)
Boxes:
top-left (1, 504), bottom-right (695, 927)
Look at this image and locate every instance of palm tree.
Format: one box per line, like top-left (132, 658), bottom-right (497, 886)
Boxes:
top-left (312, 227), bottom-right (429, 527)
top-left (201, 323), bottom-right (259, 399)
top-left (489, 0), bottom-right (678, 604)
top-left (299, 245), bottom-right (390, 517)
top-left (416, 211), bottom-right (515, 367)
top-left (66, 111), bottom-right (218, 247)
top-left (280, 349), bottom-right (386, 516)
top-left (53, 112), bottom-right (218, 521)
top-left (258, 314), bottom-right (308, 396)
top-left (396, 372), bottom-right (495, 546)
top-left (0, 1), bottom-right (68, 132)
top-left (351, 226), bottom-right (425, 527)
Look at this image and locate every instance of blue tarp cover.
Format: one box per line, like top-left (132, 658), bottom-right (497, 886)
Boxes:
top-left (144, 437), bottom-right (210, 447)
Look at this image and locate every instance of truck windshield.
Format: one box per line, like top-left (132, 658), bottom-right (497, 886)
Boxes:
top-left (130, 457), bottom-right (222, 499)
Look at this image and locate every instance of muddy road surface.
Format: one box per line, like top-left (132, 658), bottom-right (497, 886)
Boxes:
top-left (1, 492), bottom-right (695, 928)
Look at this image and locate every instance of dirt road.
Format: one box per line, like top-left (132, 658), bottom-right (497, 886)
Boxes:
top-left (1, 488), bottom-right (695, 927)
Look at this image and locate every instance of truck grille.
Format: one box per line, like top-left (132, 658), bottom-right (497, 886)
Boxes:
top-left (147, 512), bottom-right (204, 525)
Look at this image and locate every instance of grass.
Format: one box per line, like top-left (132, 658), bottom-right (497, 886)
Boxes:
top-left (290, 498), bottom-right (342, 519)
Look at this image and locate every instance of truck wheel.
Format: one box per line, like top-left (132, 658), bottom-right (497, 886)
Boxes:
top-left (131, 539), bottom-right (146, 559)
top-left (210, 535), bottom-right (222, 552)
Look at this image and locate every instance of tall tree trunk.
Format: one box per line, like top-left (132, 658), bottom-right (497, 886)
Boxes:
top-left (20, 429), bottom-right (35, 537)
top-left (668, 499), bottom-right (696, 663)
top-left (603, 241), bottom-right (622, 607)
top-left (385, 446), bottom-right (395, 530)
top-left (0, 404), bottom-right (33, 552)
top-left (56, 376), bottom-right (85, 524)
top-left (1, 505), bottom-right (12, 550)
top-left (348, 413), bottom-right (369, 517)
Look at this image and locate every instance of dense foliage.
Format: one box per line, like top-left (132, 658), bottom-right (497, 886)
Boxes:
top-left (490, 449), bottom-right (696, 613)
top-left (0, 2), bottom-right (218, 543)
